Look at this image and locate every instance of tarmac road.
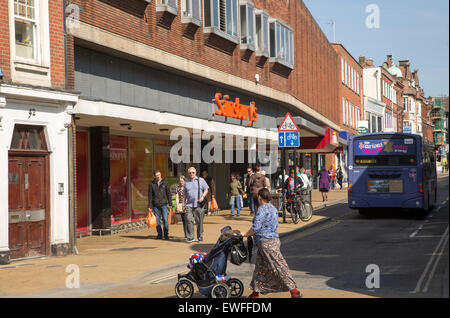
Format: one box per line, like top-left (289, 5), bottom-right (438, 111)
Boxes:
top-left (153, 176), bottom-right (449, 298)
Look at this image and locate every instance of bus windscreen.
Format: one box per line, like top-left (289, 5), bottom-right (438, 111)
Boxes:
top-left (353, 138), bottom-right (417, 166)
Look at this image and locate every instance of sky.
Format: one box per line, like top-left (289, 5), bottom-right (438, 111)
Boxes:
top-left (303, 0), bottom-right (449, 97)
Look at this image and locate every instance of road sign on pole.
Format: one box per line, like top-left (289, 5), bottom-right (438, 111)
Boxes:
top-left (278, 113), bottom-right (300, 148)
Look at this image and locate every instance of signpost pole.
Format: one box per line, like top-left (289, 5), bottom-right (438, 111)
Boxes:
top-left (282, 148), bottom-right (286, 223)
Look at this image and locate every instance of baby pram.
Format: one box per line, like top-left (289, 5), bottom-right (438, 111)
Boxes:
top-left (175, 226), bottom-right (247, 298)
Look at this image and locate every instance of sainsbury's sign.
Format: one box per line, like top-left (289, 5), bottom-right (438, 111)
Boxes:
top-left (215, 93), bottom-right (258, 126)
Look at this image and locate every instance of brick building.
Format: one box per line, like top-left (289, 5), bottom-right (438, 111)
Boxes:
top-left (65, 0), bottom-right (344, 235)
top-left (331, 43), bottom-right (364, 183)
top-left (0, 0), bottom-right (78, 264)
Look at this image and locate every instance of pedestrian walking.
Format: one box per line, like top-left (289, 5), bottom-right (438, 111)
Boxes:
top-left (184, 167), bottom-right (209, 243)
top-left (318, 167), bottom-right (331, 202)
top-left (328, 165), bottom-right (336, 190)
top-left (249, 164), bottom-right (267, 212)
top-left (201, 170), bottom-right (216, 216)
top-left (261, 170), bottom-right (271, 192)
top-left (242, 188), bottom-right (302, 298)
top-left (175, 175), bottom-right (188, 239)
top-left (336, 165), bottom-right (344, 190)
top-left (298, 167), bottom-right (311, 190)
top-left (228, 174), bottom-right (243, 216)
top-left (244, 167), bottom-right (255, 214)
top-left (148, 170), bottom-right (173, 240)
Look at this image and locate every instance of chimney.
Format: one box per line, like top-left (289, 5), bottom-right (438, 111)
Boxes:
top-left (359, 56), bottom-right (366, 65)
top-left (366, 58), bottom-right (374, 67)
top-left (413, 69), bottom-right (419, 85)
top-left (399, 60), bottom-right (410, 78)
top-left (387, 55), bottom-right (393, 67)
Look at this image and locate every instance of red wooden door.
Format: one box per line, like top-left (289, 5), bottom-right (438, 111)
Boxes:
top-left (8, 156), bottom-right (47, 259)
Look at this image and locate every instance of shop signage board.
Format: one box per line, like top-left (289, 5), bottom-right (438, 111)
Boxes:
top-left (358, 120), bottom-right (369, 134)
top-left (403, 126), bottom-right (412, 134)
top-left (214, 93), bottom-right (258, 126)
top-left (278, 112), bottom-right (300, 148)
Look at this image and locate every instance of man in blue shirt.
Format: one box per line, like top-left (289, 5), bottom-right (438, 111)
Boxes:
top-left (184, 167), bottom-right (209, 243)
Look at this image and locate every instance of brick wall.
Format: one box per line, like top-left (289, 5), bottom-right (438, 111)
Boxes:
top-left (67, 0), bottom-right (340, 125)
top-left (49, 0), bottom-right (66, 89)
top-left (0, 0), bottom-right (66, 89)
top-left (332, 44), bottom-right (363, 134)
top-left (0, 0), bottom-right (11, 81)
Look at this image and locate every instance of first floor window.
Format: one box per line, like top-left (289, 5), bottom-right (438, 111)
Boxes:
top-left (255, 9), bottom-right (269, 56)
top-left (182, 0), bottom-right (201, 21)
top-left (269, 19), bottom-right (294, 68)
top-left (342, 98), bottom-right (346, 125)
top-left (240, 1), bottom-right (255, 49)
top-left (14, 0), bottom-right (38, 61)
top-left (204, 0), bottom-right (238, 41)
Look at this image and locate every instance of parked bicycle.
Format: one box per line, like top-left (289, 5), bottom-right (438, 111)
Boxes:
top-left (285, 189), bottom-right (313, 224)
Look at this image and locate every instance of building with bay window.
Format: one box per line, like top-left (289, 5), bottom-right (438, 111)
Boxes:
top-left (63, 0), bottom-right (342, 238)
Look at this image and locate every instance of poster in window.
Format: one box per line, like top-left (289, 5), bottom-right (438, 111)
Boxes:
top-left (110, 135), bottom-right (129, 224)
top-left (130, 138), bottom-right (153, 221)
top-left (76, 132), bottom-right (89, 233)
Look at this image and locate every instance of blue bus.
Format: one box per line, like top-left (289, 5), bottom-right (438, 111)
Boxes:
top-left (348, 133), bottom-right (437, 215)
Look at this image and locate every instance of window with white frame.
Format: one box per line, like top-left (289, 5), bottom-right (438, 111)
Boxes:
top-left (344, 60), bottom-right (348, 86)
top-left (157, 0), bottom-right (178, 15)
top-left (403, 97), bottom-right (408, 111)
top-left (14, 0), bottom-right (38, 61)
top-left (204, 0), bottom-right (239, 43)
top-left (356, 72), bottom-right (359, 94)
top-left (342, 98), bottom-right (346, 125)
top-left (181, 0), bottom-right (201, 24)
top-left (269, 19), bottom-right (294, 68)
top-left (341, 57), bottom-right (344, 83)
top-left (240, 0), bottom-right (255, 50)
top-left (255, 10), bottom-right (269, 57)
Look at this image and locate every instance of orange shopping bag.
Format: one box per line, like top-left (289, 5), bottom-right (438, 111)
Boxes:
top-left (169, 207), bottom-right (178, 225)
top-left (210, 197), bottom-right (219, 210)
top-left (146, 210), bottom-right (157, 228)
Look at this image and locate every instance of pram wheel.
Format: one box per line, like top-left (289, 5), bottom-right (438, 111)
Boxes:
top-left (227, 278), bottom-right (244, 298)
top-left (211, 283), bottom-right (231, 298)
top-left (175, 279), bottom-right (194, 298)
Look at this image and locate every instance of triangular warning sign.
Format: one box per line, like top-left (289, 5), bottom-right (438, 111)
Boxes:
top-left (278, 112), bottom-right (299, 132)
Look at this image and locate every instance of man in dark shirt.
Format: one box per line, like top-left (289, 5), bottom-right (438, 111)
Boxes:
top-left (148, 170), bottom-right (173, 240)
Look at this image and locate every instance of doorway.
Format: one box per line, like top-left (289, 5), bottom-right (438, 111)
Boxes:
top-left (8, 125), bottom-right (50, 259)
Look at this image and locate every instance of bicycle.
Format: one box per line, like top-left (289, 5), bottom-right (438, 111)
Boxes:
top-left (285, 188), bottom-right (313, 224)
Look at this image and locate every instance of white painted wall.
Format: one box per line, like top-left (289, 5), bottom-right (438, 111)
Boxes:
top-left (363, 67), bottom-right (381, 101)
top-left (0, 100), bottom-right (71, 254)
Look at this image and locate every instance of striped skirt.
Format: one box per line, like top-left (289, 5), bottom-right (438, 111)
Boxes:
top-left (250, 237), bottom-right (297, 294)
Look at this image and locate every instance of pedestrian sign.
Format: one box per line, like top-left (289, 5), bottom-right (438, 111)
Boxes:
top-left (278, 113), bottom-right (300, 148)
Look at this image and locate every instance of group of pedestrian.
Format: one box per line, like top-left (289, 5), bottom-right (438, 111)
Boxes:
top-left (148, 167), bottom-right (302, 298)
top-left (148, 167), bottom-right (209, 243)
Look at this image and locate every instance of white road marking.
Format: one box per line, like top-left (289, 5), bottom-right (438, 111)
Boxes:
top-left (414, 226), bottom-right (449, 293)
top-left (423, 233), bottom-right (449, 293)
top-left (410, 225), bottom-right (424, 238)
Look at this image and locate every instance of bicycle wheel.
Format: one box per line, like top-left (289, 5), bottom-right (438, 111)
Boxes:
top-left (291, 201), bottom-right (300, 224)
top-left (299, 200), bottom-right (313, 222)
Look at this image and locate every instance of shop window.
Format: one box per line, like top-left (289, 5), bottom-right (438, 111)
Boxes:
top-left (269, 19), bottom-right (294, 69)
top-left (204, 0), bottom-right (239, 44)
top-left (14, 0), bottom-right (38, 61)
top-left (156, 0), bottom-right (178, 15)
top-left (10, 125), bottom-right (47, 151)
top-left (109, 135), bottom-right (129, 224)
top-left (255, 9), bottom-right (269, 57)
top-left (240, 0), bottom-right (255, 51)
top-left (181, 0), bottom-right (201, 25)
top-left (130, 138), bottom-right (153, 221)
